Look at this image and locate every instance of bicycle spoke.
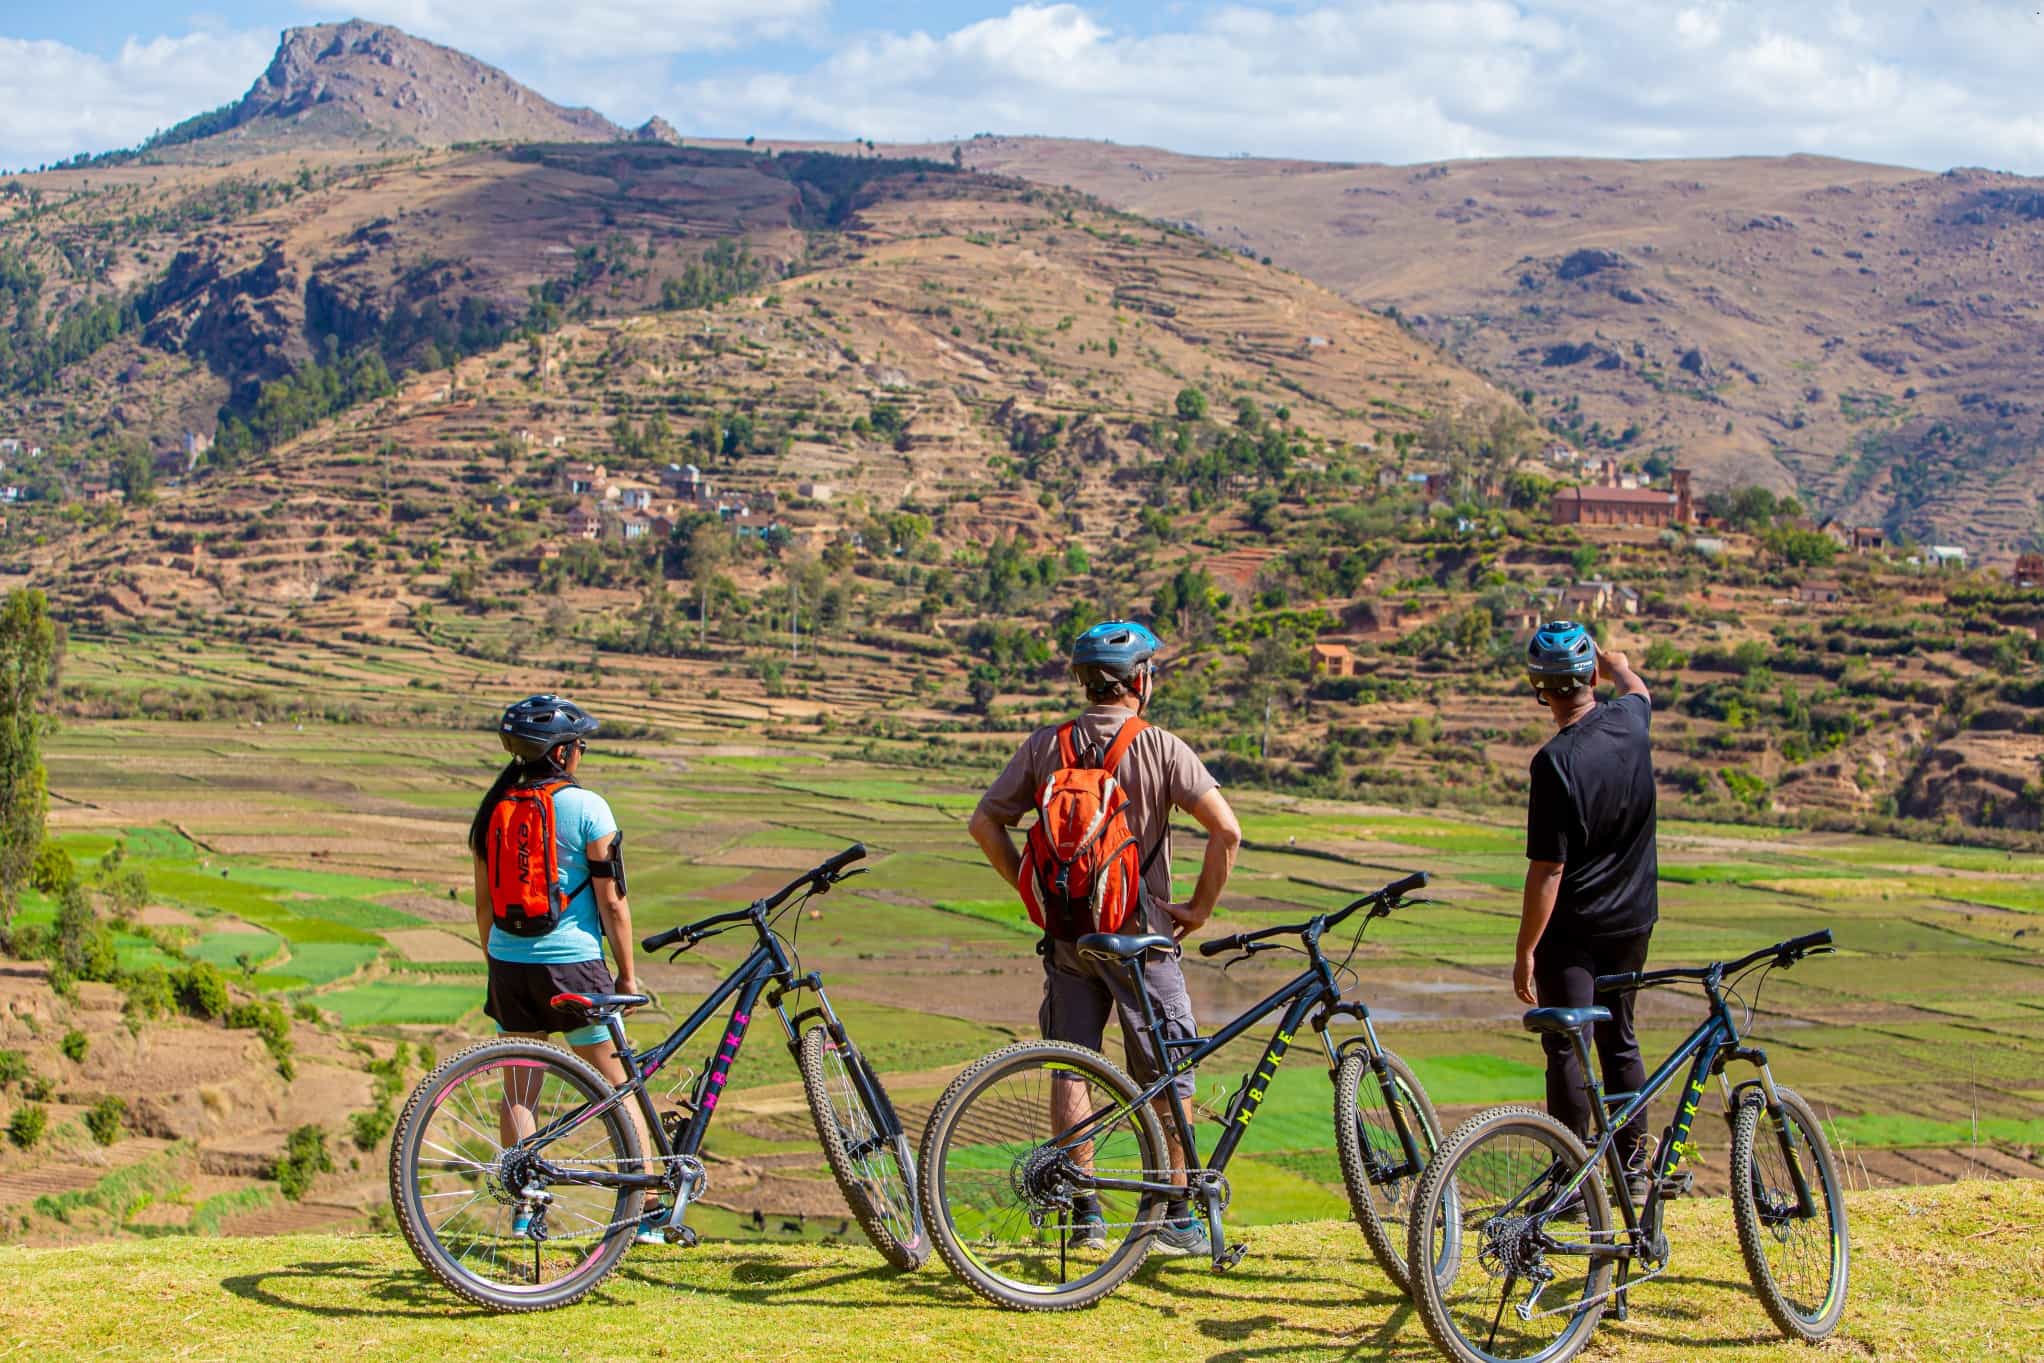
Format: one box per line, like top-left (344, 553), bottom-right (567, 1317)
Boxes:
top-left (1428, 1125), bottom-right (1602, 1362)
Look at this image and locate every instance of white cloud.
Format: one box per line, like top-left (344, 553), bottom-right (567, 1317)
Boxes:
top-left (334, 0), bottom-right (830, 61)
top-left (674, 0), bottom-right (2044, 173)
top-left (0, 29), bottom-right (274, 171)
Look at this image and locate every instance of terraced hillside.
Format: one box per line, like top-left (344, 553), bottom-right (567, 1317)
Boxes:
top-left (775, 137), bottom-right (2044, 560)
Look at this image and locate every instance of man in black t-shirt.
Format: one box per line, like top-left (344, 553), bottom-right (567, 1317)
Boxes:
top-left (1518, 621), bottom-right (1658, 1182)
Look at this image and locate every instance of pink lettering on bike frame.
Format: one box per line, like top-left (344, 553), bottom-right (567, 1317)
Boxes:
top-left (698, 1004), bottom-right (755, 1115)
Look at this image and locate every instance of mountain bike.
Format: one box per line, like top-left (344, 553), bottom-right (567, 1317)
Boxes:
top-left (389, 844), bottom-right (927, 1311)
top-left (1407, 930), bottom-right (1848, 1363)
top-left (918, 871), bottom-right (1446, 1311)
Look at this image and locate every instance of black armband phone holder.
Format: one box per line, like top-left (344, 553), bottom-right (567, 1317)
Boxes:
top-left (587, 831), bottom-right (627, 897)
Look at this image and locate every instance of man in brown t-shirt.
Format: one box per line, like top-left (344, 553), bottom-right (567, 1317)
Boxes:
top-left (968, 620), bottom-right (1243, 1254)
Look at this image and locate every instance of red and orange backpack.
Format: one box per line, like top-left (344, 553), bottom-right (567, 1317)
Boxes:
top-left (1018, 718), bottom-right (1161, 940)
top-left (482, 777), bottom-right (584, 936)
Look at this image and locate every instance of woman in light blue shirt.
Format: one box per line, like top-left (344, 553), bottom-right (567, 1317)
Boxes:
top-left (469, 695), bottom-right (657, 1238)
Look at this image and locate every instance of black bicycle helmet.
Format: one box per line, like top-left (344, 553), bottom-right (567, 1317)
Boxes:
top-left (499, 694), bottom-right (599, 763)
top-left (1526, 620), bottom-right (1596, 693)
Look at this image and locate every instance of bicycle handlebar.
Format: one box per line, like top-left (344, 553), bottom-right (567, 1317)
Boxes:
top-left (641, 843), bottom-right (868, 953)
top-left (1198, 871), bottom-right (1429, 959)
top-left (1595, 929), bottom-right (1833, 995)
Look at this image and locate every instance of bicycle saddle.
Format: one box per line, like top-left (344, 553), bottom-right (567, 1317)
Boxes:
top-left (1521, 1006), bottom-right (1610, 1036)
top-left (551, 991), bottom-right (650, 1014)
top-left (1075, 931), bottom-right (1176, 962)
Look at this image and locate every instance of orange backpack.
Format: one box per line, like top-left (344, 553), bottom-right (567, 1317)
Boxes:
top-left (483, 778), bottom-right (584, 937)
top-left (1018, 718), bottom-right (1161, 940)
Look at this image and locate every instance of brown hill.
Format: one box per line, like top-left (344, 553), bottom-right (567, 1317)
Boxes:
top-left (760, 137), bottom-right (2044, 563)
top-left (152, 20), bottom-right (622, 158)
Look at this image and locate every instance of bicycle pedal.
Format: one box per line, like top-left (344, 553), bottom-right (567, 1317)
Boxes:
top-left (1214, 1243), bottom-right (1248, 1272)
top-left (665, 1224), bottom-right (699, 1248)
top-left (1612, 1291), bottom-right (1629, 1322)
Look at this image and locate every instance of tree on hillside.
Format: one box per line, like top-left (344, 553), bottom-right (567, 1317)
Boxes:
top-left (683, 521), bottom-right (731, 648)
top-left (0, 589), bottom-right (57, 947)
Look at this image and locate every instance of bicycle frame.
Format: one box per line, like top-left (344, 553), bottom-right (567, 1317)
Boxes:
top-left (1063, 947), bottom-right (1424, 1222)
top-left (1541, 972), bottom-right (1818, 1262)
top-left (515, 915), bottom-right (877, 1199)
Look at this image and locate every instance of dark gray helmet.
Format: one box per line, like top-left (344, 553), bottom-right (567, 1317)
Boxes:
top-left (499, 694), bottom-right (598, 762)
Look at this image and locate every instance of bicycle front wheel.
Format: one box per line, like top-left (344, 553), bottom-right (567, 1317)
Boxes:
top-left (1408, 1105), bottom-right (1612, 1363)
top-left (798, 1025), bottom-right (928, 1270)
top-left (1334, 1046), bottom-right (1447, 1296)
top-left (918, 1040), bottom-right (1169, 1311)
top-left (1729, 1086), bottom-right (1849, 1342)
top-left (390, 1039), bottom-right (644, 1312)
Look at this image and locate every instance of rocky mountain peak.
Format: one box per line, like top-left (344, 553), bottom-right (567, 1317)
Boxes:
top-left (221, 18), bottom-right (623, 147)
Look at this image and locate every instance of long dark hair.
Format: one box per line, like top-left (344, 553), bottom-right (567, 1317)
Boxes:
top-left (468, 757), bottom-right (556, 858)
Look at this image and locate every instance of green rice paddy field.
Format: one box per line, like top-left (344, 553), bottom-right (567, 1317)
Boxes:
top-left (30, 720), bottom-right (2044, 1236)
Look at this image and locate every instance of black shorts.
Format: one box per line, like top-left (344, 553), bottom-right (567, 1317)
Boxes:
top-left (485, 956), bottom-right (616, 1044)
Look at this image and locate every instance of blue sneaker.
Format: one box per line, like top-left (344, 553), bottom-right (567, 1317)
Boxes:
top-left (1066, 1213), bottom-right (1108, 1253)
top-left (636, 1205), bottom-right (671, 1246)
top-left (510, 1206), bottom-right (534, 1238)
top-left (1150, 1216), bottom-right (1210, 1257)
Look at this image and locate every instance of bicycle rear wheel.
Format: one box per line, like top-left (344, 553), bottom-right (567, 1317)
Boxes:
top-left (389, 1039), bottom-right (643, 1312)
top-left (919, 1040), bottom-right (1169, 1311)
top-left (1408, 1105), bottom-right (1612, 1363)
top-left (798, 1025), bottom-right (928, 1270)
top-left (1334, 1046), bottom-right (1447, 1296)
top-left (1729, 1086), bottom-right (1849, 1342)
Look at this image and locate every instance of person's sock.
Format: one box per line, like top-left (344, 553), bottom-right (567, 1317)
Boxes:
top-left (1165, 1198), bottom-right (1192, 1225)
top-left (1072, 1194), bottom-right (1102, 1221)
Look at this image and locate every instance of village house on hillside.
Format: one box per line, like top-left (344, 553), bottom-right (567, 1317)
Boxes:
top-left (2013, 553), bottom-right (2044, 589)
top-left (558, 461), bottom-right (608, 496)
top-left (1310, 641), bottom-right (1357, 677)
top-left (1556, 579), bottom-right (1640, 618)
top-left (1551, 466), bottom-right (1693, 529)
top-left (1926, 545), bottom-right (1968, 571)
top-left (1797, 580), bottom-right (1844, 604)
top-left (662, 462), bottom-right (710, 503)
top-left (565, 501), bottom-right (602, 540)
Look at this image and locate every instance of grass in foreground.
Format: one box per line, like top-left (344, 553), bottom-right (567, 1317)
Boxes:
top-left (1, 1181), bottom-right (2037, 1362)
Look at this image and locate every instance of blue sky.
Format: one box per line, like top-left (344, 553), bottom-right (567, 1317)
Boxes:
top-left (5, 3), bottom-right (2044, 174)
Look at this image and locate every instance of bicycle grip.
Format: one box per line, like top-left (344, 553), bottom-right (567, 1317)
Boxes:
top-left (1383, 871), bottom-right (1428, 899)
top-left (1594, 971), bottom-right (1641, 994)
top-left (1784, 929), bottom-right (1833, 956)
top-left (641, 926), bottom-right (681, 953)
top-left (818, 843), bottom-right (867, 878)
top-left (1198, 935), bottom-right (1244, 958)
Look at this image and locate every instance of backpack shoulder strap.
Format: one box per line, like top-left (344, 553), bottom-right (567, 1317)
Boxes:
top-left (1055, 721), bottom-right (1079, 768)
top-left (1098, 716), bottom-right (1148, 775)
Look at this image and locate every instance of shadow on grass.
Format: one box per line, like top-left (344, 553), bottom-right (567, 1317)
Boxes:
top-left (220, 1258), bottom-right (543, 1320)
top-left (613, 1253), bottom-right (965, 1309)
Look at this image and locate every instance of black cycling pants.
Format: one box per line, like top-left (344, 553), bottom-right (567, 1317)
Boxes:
top-left (1533, 928), bottom-right (1653, 1164)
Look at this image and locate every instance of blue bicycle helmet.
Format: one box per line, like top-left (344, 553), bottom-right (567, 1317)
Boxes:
top-left (1526, 620), bottom-right (1596, 694)
top-left (499, 694), bottom-right (599, 763)
top-left (1071, 620), bottom-right (1161, 704)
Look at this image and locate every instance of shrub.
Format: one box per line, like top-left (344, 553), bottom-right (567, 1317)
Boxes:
top-left (226, 1000), bottom-right (294, 1077)
top-left (349, 1105), bottom-right (394, 1151)
top-left (0, 1049), bottom-right (27, 1087)
top-left (84, 1096), bottom-right (125, 1146)
top-left (58, 1030), bottom-right (87, 1064)
top-left (120, 966), bottom-right (175, 1021)
top-left (172, 962), bottom-right (231, 1019)
top-left (276, 1124), bottom-right (333, 1201)
top-left (28, 844), bottom-right (75, 895)
top-left (7, 1103), bottom-right (47, 1149)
